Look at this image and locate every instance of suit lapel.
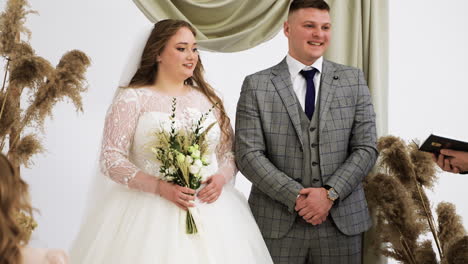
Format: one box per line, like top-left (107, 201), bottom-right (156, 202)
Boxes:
top-left (271, 59), bottom-right (304, 147)
top-left (319, 60), bottom-right (338, 134)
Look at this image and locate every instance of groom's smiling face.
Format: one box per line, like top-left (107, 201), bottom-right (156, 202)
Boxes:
top-left (284, 7), bottom-right (331, 65)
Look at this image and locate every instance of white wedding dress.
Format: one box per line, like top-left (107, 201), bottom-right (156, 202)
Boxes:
top-left (70, 87), bottom-right (273, 264)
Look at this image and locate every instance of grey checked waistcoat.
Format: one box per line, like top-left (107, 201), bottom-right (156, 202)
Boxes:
top-left (296, 97), bottom-right (322, 189)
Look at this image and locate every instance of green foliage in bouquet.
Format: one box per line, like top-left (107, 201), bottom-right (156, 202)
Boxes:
top-left (365, 136), bottom-right (468, 264)
top-left (0, 0), bottom-right (91, 172)
top-left (148, 98), bottom-right (217, 234)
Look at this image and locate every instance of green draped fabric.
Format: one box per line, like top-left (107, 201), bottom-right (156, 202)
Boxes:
top-left (325, 0), bottom-right (388, 138)
top-left (132, 0), bottom-right (290, 52)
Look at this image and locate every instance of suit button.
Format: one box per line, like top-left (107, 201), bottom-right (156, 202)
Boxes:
top-left (309, 127), bottom-right (316, 132)
top-left (299, 146), bottom-right (303, 152)
top-left (295, 178), bottom-right (302, 183)
top-left (312, 161), bottom-right (318, 166)
top-left (311, 143), bottom-right (318, 148)
top-left (312, 178), bottom-right (320, 183)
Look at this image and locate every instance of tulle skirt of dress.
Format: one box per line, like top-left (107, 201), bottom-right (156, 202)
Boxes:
top-left (70, 183), bottom-right (273, 264)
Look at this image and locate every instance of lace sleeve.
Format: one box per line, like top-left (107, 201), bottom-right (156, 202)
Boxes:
top-left (99, 89), bottom-right (141, 185)
top-left (214, 110), bottom-right (238, 183)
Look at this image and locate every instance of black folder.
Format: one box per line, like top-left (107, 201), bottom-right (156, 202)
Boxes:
top-left (419, 134), bottom-right (468, 155)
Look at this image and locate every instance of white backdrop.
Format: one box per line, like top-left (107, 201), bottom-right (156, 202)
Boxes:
top-left (5, 0), bottom-right (467, 260)
top-left (388, 1), bottom-right (468, 262)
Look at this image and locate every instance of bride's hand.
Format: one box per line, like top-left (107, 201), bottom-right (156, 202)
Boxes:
top-left (158, 180), bottom-right (196, 210)
top-left (198, 174), bottom-right (225, 203)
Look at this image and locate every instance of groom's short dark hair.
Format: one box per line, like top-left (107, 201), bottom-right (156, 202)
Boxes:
top-left (289, 0), bottom-right (330, 14)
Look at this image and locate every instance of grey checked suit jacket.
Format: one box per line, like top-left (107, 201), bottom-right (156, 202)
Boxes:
top-left (235, 58), bottom-right (378, 239)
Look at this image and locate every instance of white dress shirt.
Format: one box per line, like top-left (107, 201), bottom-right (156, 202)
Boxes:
top-left (285, 54), bottom-right (323, 111)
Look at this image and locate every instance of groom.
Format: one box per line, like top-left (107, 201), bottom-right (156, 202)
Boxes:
top-left (235, 0), bottom-right (378, 263)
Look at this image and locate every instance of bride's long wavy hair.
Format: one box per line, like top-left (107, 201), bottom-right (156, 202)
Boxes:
top-left (128, 19), bottom-right (231, 142)
top-left (0, 153), bottom-right (33, 264)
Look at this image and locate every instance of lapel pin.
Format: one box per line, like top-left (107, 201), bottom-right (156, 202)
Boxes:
top-left (333, 76), bottom-right (339, 80)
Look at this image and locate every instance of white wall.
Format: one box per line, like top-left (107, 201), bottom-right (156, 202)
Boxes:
top-left (388, 1), bottom-right (468, 262)
top-left (4, 0), bottom-right (466, 259)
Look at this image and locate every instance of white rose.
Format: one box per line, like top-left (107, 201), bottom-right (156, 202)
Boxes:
top-left (199, 167), bottom-right (210, 180)
top-left (189, 164), bottom-right (201, 175)
top-left (185, 155), bottom-right (193, 164)
top-left (193, 159), bottom-right (203, 168)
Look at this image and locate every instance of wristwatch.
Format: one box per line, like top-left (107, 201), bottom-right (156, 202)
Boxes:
top-left (324, 185), bottom-right (339, 202)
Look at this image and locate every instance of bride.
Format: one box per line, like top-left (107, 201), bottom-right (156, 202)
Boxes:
top-left (69, 19), bottom-right (273, 264)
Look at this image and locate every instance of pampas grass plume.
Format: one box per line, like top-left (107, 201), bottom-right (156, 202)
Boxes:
top-left (446, 236), bottom-right (468, 264)
top-left (414, 240), bottom-right (438, 264)
top-left (20, 50), bottom-right (91, 130)
top-left (0, 0), bottom-right (35, 55)
top-left (0, 91), bottom-right (18, 137)
top-left (9, 55), bottom-right (53, 91)
top-left (378, 136), bottom-right (414, 184)
top-left (54, 50), bottom-right (91, 110)
top-left (409, 142), bottom-right (437, 188)
top-left (437, 202), bottom-right (466, 253)
top-left (9, 134), bottom-right (43, 167)
top-left (377, 135), bottom-right (400, 152)
top-left (365, 172), bottom-right (424, 260)
top-left (9, 41), bottom-right (33, 60)
top-left (370, 135), bottom-right (467, 263)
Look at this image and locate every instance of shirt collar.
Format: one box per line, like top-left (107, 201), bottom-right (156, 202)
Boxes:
top-left (286, 54), bottom-right (323, 77)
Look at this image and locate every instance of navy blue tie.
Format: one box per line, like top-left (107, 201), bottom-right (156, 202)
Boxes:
top-left (300, 68), bottom-right (317, 120)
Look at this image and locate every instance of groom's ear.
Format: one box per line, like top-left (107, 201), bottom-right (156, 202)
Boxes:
top-left (283, 21), bottom-right (290, 38)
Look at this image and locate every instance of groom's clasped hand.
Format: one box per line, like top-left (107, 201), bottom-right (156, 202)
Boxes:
top-left (295, 187), bottom-right (333, 226)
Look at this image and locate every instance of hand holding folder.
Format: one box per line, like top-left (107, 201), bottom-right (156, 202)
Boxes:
top-left (419, 134), bottom-right (468, 174)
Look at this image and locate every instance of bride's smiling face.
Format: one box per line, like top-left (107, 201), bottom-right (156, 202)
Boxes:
top-left (157, 27), bottom-right (199, 81)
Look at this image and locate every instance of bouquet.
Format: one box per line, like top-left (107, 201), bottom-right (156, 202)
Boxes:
top-left (148, 98), bottom-right (217, 234)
